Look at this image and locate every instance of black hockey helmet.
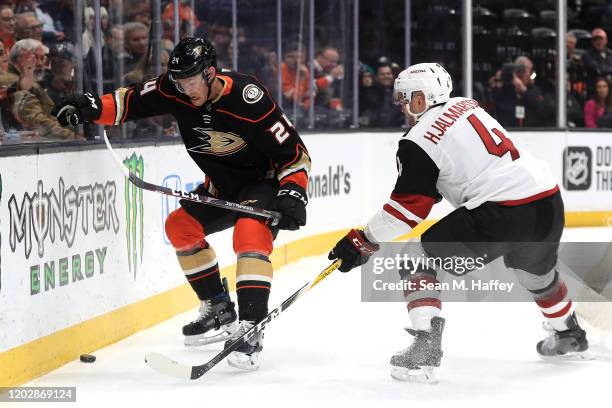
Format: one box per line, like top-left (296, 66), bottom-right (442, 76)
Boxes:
top-left (168, 37), bottom-right (217, 83)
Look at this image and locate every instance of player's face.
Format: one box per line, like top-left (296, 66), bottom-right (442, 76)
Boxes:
top-left (175, 74), bottom-right (208, 106)
top-left (401, 91), bottom-right (426, 126)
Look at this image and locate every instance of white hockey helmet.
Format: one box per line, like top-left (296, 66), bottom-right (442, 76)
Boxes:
top-left (394, 63), bottom-right (452, 118)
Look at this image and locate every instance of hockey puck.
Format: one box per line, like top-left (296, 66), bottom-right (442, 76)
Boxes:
top-left (80, 354), bottom-right (96, 363)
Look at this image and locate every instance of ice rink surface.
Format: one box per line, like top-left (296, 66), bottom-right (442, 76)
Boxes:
top-left (19, 227), bottom-right (612, 408)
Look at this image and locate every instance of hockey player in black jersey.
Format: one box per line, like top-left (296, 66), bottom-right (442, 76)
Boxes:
top-left (52, 37), bottom-right (311, 371)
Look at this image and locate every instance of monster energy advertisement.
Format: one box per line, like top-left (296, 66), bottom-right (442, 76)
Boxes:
top-left (7, 177), bottom-right (119, 296)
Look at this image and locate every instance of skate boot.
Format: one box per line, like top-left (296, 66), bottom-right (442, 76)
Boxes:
top-left (225, 320), bottom-right (264, 371)
top-left (390, 317), bottom-right (445, 383)
top-left (183, 280), bottom-right (238, 346)
top-left (537, 312), bottom-right (593, 361)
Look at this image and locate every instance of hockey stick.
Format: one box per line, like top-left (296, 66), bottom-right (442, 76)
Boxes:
top-left (145, 259), bottom-right (342, 380)
top-left (102, 130), bottom-right (282, 226)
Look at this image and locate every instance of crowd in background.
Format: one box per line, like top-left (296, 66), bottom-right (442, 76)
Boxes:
top-left (0, 0), bottom-right (611, 145)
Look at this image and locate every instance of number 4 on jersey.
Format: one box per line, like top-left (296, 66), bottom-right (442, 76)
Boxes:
top-left (467, 114), bottom-right (520, 161)
top-left (268, 113), bottom-right (295, 144)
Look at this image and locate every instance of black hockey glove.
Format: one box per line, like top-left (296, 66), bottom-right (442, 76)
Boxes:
top-left (275, 183), bottom-right (307, 230)
top-left (328, 229), bottom-right (380, 272)
top-left (51, 92), bottom-right (102, 127)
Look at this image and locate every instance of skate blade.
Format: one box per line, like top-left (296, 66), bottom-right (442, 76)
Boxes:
top-left (227, 351), bottom-right (260, 371)
top-left (390, 365), bottom-right (438, 384)
top-left (539, 350), bottom-right (596, 362)
top-left (184, 322), bottom-right (238, 347)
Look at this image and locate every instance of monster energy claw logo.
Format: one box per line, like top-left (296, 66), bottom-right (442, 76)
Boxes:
top-left (124, 154), bottom-right (144, 278)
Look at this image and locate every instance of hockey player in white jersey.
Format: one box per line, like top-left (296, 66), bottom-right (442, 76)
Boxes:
top-left (328, 63), bottom-right (591, 382)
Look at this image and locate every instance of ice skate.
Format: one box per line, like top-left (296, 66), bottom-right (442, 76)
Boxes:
top-left (537, 312), bottom-right (594, 361)
top-left (225, 320), bottom-right (264, 371)
top-left (182, 294), bottom-right (238, 347)
top-left (390, 317), bottom-right (445, 383)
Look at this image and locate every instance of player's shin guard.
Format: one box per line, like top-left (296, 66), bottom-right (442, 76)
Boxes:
top-left (235, 253), bottom-right (272, 321)
top-left (403, 271), bottom-right (442, 330)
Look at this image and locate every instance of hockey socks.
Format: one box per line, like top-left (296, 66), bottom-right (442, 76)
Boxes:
top-left (531, 271), bottom-right (574, 331)
top-left (235, 253), bottom-right (272, 322)
top-left (177, 245), bottom-right (225, 301)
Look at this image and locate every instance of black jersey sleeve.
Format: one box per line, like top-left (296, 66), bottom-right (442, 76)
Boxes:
top-left (95, 74), bottom-right (181, 125)
top-left (383, 139), bottom-right (442, 227)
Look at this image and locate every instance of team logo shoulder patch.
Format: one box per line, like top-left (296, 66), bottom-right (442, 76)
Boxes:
top-left (243, 84), bottom-right (264, 104)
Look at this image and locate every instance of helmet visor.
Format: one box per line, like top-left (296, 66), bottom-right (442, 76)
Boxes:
top-left (393, 78), bottom-right (428, 105)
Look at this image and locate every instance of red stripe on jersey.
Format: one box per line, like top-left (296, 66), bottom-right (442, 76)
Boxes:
top-left (542, 301), bottom-right (573, 318)
top-left (280, 171), bottom-right (308, 189)
top-left (390, 193), bottom-right (435, 219)
top-left (407, 299), bottom-right (442, 311)
top-left (95, 94), bottom-right (117, 125)
top-left (383, 204), bottom-right (418, 228)
top-left (216, 102), bottom-right (277, 123)
top-left (535, 281), bottom-right (568, 309)
top-left (495, 185), bottom-right (559, 206)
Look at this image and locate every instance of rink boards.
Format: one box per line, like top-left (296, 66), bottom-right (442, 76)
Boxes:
top-left (0, 130), bottom-right (611, 385)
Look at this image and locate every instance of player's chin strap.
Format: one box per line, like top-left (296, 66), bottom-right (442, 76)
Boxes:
top-left (102, 129), bottom-right (282, 225)
top-left (406, 101), bottom-right (445, 124)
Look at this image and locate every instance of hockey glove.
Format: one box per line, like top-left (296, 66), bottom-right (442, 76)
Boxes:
top-left (275, 183), bottom-right (307, 230)
top-left (51, 92), bottom-right (102, 127)
top-left (328, 229), bottom-right (380, 272)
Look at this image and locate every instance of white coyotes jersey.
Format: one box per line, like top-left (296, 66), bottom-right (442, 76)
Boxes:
top-left (408, 97), bottom-right (557, 210)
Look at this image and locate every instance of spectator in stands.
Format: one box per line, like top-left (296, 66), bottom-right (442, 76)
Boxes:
top-left (15, 11), bottom-right (43, 42)
top-left (313, 46), bottom-right (344, 111)
top-left (125, 1), bottom-right (151, 28)
top-left (123, 22), bottom-right (148, 74)
top-left (84, 25), bottom-right (129, 93)
top-left (583, 77), bottom-right (612, 128)
top-left (123, 49), bottom-right (176, 138)
top-left (41, 0), bottom-right (74, 42)
top-left (162, 0), bottom-right (200, 38)
top-left (16, 0), bottom-right (64, 43)
top-left (7, 38), bottom-right (81, 139)
top-left (0, 37), bottom-right (7, 71)
top-left (364, 62), bottom-right (404, 128)
top-left (43, 42), bottom-right (74, 106)
top-left (0, 4), bottom-right (15, 52)
top-left (489, 56), bottom-right (551, 127)
top-left (281, 42), bottom-right (311, 116)
top-left (82, 7), bottom-right (108, 57)
top-left (358, 65), bottom-right (376, 126)
top-left (567, 31), bottom-right (586, 102)
top-left (583, 28), bottom-right (612, 93)
top-left (566, 77), bottom-right (584, 128)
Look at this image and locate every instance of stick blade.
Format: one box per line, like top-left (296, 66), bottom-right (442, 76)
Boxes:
top-left (145, 352), bottom-right (194, 380)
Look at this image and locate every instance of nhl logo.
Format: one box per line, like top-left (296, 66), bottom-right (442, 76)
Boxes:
top-left (563, 146), bottom-right (591, 191)
top-left (243, 84), bottom-right (264, 104)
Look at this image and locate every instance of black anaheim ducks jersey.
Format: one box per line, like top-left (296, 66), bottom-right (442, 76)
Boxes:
top-left (96, 69), bottom-right (311, 197)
